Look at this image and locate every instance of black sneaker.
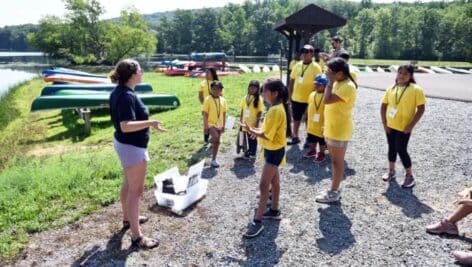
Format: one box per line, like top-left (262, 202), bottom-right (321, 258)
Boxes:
top-left (243, 221), bottom-right (264, 238)
top-left (262, 209), bottom-right (281, 220)
top-left (287, 137), bottom-right (300, 145)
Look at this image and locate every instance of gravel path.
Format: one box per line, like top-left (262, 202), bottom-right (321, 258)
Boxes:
top-left (13, 87), bottom-right (472, 266)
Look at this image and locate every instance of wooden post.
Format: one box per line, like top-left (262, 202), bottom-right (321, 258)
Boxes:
top-left (78, 108), bottom-right (91, 135)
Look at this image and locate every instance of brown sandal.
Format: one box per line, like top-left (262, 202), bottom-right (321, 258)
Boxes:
top-left (122, 215), bottom-right (149, 229)
top-left (131, 236), bottom-right (159, 249)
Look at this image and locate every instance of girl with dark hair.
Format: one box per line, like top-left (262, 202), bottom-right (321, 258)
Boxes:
top-left (109, 59), bottom-right (166, 249)
top-left (315, 57), bottom-right (357, 203)
top-left (239, 80), bottom-right (265, 157)
top-left (241, 78), bottom-right (291, 238)
top-left (202, 81), bottom-right (227, 168)
top-left (198, 67), bottom-right (221, 145)
top-left (380, 64), bottom-right (425, 188)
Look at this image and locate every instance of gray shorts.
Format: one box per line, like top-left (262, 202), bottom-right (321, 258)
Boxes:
top-left (114, 139), bottom-right (149, 168)
top-left (325, 138), bottom-right (349, 148)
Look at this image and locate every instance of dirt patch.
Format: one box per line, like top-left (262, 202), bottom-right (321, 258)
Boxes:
top-left (26, 144), bottom-right (105, 157)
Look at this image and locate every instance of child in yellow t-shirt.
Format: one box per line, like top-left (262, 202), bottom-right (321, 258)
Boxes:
top-left (198, 68), bottom-right (220, 145)
top-left (240, 79), bottom-right (291, 238)
top-left (202, 81), bottom-right (227, 168)
top-left (304, 74), bottom-right (328, 163)
top-left (239, 80), bottom-right (265, 158)
top-left (380, 64), bottom-right (426, 188)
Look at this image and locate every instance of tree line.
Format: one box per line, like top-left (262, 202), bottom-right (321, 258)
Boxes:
top-left (1, 0), bottom-right (470, 63)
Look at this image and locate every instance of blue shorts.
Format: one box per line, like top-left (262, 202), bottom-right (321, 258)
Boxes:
top-left (264, 147), bottom-right (285, 167)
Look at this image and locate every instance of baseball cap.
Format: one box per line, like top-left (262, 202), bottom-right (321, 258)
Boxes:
top-left (314, 74), bottom-right (328, 85)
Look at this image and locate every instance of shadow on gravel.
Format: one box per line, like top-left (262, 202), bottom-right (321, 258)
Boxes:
top-left (221, 221), bottom-right (284, 266)
top-left (382, 180), bottom-right (433, 218)
top-left (316, 205), bottom-right (355, 255)
top-left (230, 157), bottom-right (256, 179)
top-left (201, 167), bottom-right (218, 179)
top-left (72, 228), bottom-right (137, 266)
top-left (305, 160), bottom-right (356, 185)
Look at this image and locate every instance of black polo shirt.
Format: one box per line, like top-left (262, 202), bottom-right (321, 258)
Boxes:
top-left (109, 85), bottom-right (149, 148)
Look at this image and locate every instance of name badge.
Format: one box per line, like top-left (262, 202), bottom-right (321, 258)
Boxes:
top-left (313, 113), bottom-right (320, 122)
top-left (243, 108), bottom-right (250, 118)
top-left (297, 77), bottom-right (304, 84)
top-left (388, 107), bottom-right (397, 118)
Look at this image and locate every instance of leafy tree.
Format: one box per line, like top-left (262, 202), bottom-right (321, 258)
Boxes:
top-left (103, 9), bottom-right (157, 64)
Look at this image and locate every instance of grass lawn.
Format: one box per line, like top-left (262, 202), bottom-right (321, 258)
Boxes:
top-left (0, 71), bottom-right (278, 262)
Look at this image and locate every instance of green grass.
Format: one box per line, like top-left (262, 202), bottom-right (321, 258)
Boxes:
top-left (350, 58), bottom-right (472, 68)
top-left (0, 71), bottom-right (276, 262)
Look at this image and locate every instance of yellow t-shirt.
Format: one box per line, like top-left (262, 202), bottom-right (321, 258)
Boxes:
top-left (259, 103), bottom-right (286, 151)
top-left (240, 95), bottom-right (264, 130)
top-left (324, 80), bottom-right (357, 141)
top-left (198, 79), bottom-right (224, 103)
top-left (307, 91), bottom-right (325, 137)
top-left (290, 61), bottom-right (322, 103)
top-left (289, 59), bottom-right (301, 71)
top-left (202, 96), bottom-right (227, 127)
top-left (381, 83), bottom-right (426, 132)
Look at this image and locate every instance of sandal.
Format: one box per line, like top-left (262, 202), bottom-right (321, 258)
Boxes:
top-left (122, 215), bottom-right (149, 229)
top-left (131, 236), bottom-right (159, 249)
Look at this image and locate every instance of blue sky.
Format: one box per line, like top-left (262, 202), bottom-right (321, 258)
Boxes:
top-left (0, 0), bottom-right (439, 27)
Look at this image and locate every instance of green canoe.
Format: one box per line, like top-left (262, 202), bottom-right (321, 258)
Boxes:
top-left (31, 93), bottom-right (180, 112)
top-left (40, 83), bottom-right (153, 96)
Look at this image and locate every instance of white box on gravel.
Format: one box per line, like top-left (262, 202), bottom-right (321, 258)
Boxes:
top-left (154, 160), bottom-right (207, 215)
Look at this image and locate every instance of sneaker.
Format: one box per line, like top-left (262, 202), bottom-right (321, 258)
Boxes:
top-left (426, 218), bottom-right (459, 235)
top-left (314, 152), bottom-right (325, 163)
top-left (315, 189), bottom-right (342, 203)
top-left (402, 175), bottom-right (415, 188)
top-left (244, 151), bottom-right (251, 158)
top-left (210, 160), bottom-right (220, 168)
top-left (382, 170), bottom-right (396, 182)
top-left (262, 209), bottom-right (281, 220)
top-left (287, 137), bottom-right (300, 145)
top-left (452, 250), bottom-right (472, 265)
top-left (304, 149), bottom-right (317, 158)
top-left (243, 221), bottom-right (264, 238)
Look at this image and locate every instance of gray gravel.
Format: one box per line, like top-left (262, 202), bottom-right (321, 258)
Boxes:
top-left (14, 87), bottom-right (472, 266)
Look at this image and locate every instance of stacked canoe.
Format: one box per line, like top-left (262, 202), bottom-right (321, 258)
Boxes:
top-left (31, 68), bottom-right (180, 112)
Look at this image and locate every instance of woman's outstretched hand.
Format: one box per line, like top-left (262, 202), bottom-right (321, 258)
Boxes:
top-left (151, 120), bottom-right (167, 132)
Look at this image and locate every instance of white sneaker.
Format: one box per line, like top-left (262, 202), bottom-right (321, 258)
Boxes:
top-left (210, 160), bottom-right (220, 168)
top-left (315, 189), bottom-right (341, 203)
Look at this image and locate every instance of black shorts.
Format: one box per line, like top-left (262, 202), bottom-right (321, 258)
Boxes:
top-left (306, 133), bottom-right (326, 146)
top-left (291, 100), bottom-right (308, 121)
top-left (264, 147), bottom-right (285, 167)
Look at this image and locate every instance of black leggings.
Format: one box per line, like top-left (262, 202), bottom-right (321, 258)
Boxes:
top-left (386, 129), bottom-right (411, 169)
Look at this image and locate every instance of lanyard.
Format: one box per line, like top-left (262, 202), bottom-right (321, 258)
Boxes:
top-left (245, 95), bottom-right (253, 107)
top-left (394, 84), bottom-right (409, 106)
top-left (314, 92), bottom-right (323, 111)
top-left (213, 96), bottom-right (221, 122)
top-left (300, 62), bottom-right (310, 77)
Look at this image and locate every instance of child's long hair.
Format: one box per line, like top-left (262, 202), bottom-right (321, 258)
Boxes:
top-left (326, 57), bottom-right (358, 89)
top-left (396, 64), bottom-right (416, 84)
top-left (248, 80), bottom-right (260, 108)
top-left (263, 79), bottom-right (292, 137)
top-left (208, 67), bottom-right (219, 81)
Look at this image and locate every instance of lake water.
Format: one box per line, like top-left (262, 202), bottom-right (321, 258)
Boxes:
top-left (0, 51), bottom-right (47, 99)
top-left (0, 68), bottom-right (39, 99)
